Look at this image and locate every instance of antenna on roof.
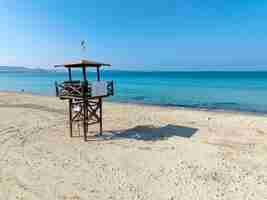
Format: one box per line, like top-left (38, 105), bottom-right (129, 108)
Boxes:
top-left (81, 40), bottom-right (86, 59)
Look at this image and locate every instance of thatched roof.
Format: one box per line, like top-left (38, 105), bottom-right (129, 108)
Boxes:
top-left (55, 59), bottom-right (111, 68)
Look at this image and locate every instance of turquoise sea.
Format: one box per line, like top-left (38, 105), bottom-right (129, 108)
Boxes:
top-left (2, 69), bottom-right (267, 114)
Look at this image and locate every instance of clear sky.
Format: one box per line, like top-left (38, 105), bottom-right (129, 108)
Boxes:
top-left (1, 0), bottom-right (267, 70)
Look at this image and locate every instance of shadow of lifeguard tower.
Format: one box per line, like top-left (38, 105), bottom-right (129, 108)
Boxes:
top-left (55, 59), bottom-right (114, 141)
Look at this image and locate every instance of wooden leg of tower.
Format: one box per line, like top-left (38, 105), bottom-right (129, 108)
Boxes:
top-left (99, 98), bottom-right (103, 136)
top-left (69, 99), bottom-right (73, 137)
top-left (86, 101), bottom-right (89, 138)
top-left (83, 100), bottom-right (88, 141)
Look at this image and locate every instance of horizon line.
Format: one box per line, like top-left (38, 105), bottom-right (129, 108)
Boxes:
top-left (2, 65), bottom-right (267, 72)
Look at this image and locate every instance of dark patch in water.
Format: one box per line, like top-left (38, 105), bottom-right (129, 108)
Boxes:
top-left (199, 102), bottom-right (240, 109)
top-left (132, 96), bottom-right (146, 101)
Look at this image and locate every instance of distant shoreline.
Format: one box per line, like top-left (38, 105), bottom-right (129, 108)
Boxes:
top-left (2, 90), bottom-right (267, 118)
top-left (2, 65), bottom-right (267, 73)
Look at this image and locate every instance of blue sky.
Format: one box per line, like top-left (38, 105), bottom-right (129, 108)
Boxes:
top-left (1, 0), bottom-right (267, 70)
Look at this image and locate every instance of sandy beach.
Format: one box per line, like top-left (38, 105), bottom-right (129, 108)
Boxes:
top-left (0, 92), bottom-right (267, 199)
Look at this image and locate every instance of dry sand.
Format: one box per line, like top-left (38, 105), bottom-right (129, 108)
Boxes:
top-left (0, 92), bottom-right (267, 199)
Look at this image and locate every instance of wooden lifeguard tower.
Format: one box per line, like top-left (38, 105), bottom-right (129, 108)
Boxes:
top-left (55, 59), bottom-right (114, 141)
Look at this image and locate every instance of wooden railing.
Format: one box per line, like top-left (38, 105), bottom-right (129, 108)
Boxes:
top-left (55, 80), bottom-right (114, 99)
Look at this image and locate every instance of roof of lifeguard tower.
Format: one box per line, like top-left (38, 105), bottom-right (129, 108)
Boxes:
top-left (54, 59), bottom-right (111, 68)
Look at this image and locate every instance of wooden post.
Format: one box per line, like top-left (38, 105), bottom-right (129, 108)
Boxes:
top-left (82, 66), bottom-right (87, 82)
top-left (83, 82), bottom-right (88, 141)
top-left (68, 67), bottom-right (73, 137)
top-left (83, 101), bottom-right (88, 141)
top-left (69, 100), bottom-right (73, 137)
top-left (68, 68), bottom-right (72, 81)
top-left (97, 67), bottom-right (100, 81)
top-left (97, 66), bottom-right (102, 136)
top-left (82, 65), bottom-right (88, 141)
top-left (99, 98), bottom-right (103, 136)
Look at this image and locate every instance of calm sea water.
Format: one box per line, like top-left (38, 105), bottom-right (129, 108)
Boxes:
top-left (1, 69), bottom-right (267, 113)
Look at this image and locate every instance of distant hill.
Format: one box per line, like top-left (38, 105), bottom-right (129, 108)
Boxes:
top-left (0, 66), bottom-right (50, 72)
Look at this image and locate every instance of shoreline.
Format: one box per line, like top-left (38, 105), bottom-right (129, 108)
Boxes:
top-left (3, 90), bottom-right (267, 118)
top-left (107, 99), bottom-right (267, 117)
